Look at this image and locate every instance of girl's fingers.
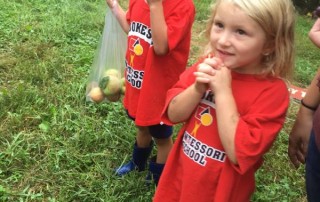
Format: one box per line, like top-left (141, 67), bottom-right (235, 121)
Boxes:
top-left (203, 57), bottom-right (224, 69)
top-left (194, 69), bottom-right (216, 78)
top-left (197, 63), bottom-right (217, 76)
top-left (194, 71), bottom-right (208, 78)
top-left (196, 77), bottom-right (210, 83)
top-left (197, 63), bottom-right (212, 72)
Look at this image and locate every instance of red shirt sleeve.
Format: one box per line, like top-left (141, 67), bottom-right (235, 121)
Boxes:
top-left (232, 80), bottom-right (289, 174)
top-left (165, 2), bottom-right (195, 51)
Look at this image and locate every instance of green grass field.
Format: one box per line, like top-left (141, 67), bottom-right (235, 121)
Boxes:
top-left (0, 0), bottom-right (319, 201)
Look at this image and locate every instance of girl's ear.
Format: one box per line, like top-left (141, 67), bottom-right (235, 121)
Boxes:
top-left (262, 45), bottom-right (274, 56)
top-left (262, 41), bottom-right (275, 56)
top-left (262, 51), bottom-right (271, 56)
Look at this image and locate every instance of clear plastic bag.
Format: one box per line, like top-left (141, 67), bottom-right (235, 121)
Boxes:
top-left (86, 7), bottom-right (127, 103)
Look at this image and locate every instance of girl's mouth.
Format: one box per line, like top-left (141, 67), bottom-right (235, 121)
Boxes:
top-left (216, 50), bottom-right (233, 60)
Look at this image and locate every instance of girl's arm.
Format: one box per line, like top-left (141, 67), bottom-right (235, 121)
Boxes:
top-left (169, 57), bottom-right (240, 164)
top-left (193, 57), bottom-right (239, 164)
top-left (147, 0), bottom-right (168, 55)
top-left (288, 69), bottom-right (320, 168)
top-left (106, 0), bottom-right (130, 33)
top-left (208, 66), bottom-right (239, 164)
top-left (170, 58), bottom-right (240, 164)
top-left (309, 18), bottom-right (320, 48)
top-left (167, 58), bottom-right (223, 123)
top-left (167, 83), bottom-right (206, 123)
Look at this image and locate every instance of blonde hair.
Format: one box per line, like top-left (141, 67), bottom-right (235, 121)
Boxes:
top-left (204, 0), bottom-right (296, 80)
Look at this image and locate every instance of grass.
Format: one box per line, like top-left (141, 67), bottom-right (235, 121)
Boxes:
top-left (0, 0), bottom-right (319, 201)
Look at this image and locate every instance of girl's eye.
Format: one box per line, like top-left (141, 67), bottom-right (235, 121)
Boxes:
top-left (214, 22), bottom-right (223, 29)
top-left (236, 29), bottom-right (246, 35)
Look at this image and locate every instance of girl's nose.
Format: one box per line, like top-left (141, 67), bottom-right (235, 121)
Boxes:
top-left (217, 31), bottom-right (231, 47)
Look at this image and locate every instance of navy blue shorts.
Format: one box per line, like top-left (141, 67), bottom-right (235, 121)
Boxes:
top-left (126, 110), bottom-right (172, 139)
top-left (306, 129), bottom-right (320, 202)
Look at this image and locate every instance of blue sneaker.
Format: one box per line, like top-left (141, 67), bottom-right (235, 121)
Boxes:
top-left (115, 141), bottom-right (154, 176)
top-left (115, 160), bottom-right (137, 176)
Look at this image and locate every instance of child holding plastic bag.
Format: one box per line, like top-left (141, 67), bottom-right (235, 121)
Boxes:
top-left (153, 0), bottom-right (295, 201)
top-left (86, 6), bottom-right (127, 103)
top-left (106, 0), bottom-right (195, 185)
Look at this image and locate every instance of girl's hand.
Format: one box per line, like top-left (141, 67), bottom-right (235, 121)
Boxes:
top-left (209, 66), bottom-right (232, 96)
top-left (194, 57), bottom-right (224, 93)
top-left (106, 0), bottom-right (117, 8)
top-left (202, 57), bottom-right (223, 70)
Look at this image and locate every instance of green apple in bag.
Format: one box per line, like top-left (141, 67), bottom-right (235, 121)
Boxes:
top-left (99, 75), bottom-right (121, 97)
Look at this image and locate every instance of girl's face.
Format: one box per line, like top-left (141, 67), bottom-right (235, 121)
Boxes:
top-left (210, 1), bottom-right (269, 74)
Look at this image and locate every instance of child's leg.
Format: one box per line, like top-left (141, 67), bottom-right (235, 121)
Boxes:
top-left (136, 126), bottom-right (153, 148)
top-left (115, 126), bottom-right (153, 176)
top-left (154, 137), bottom-right (173, 164)
top-left (147, 124), bottom-right (173, 185)
top-left (149, 124), bottom-right (173, 163)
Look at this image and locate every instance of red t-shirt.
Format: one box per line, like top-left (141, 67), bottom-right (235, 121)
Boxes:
top-left (123, 0), bottom-right (195, 126)
top-left (153, 62), bottom-right (290, 202)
